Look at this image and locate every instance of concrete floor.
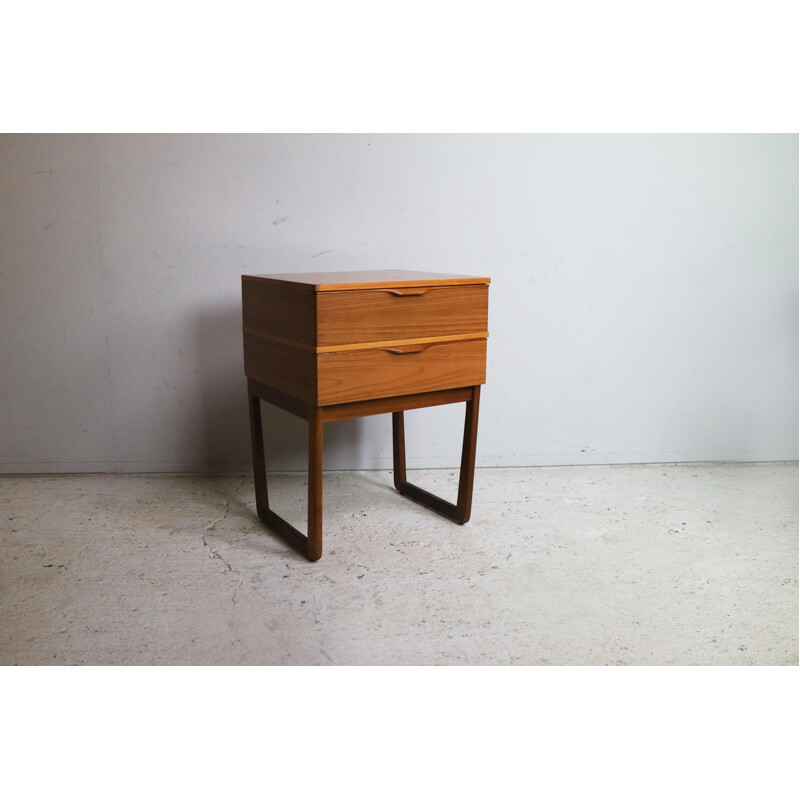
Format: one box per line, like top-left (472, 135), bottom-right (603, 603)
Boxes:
top-left (1, 462), bottom-right (796, 665)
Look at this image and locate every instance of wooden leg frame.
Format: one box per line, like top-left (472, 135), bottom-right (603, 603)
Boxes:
top-left (391, 387), bottom-right (480, 524)
top-left (248, 381), bottom-right (481, 561)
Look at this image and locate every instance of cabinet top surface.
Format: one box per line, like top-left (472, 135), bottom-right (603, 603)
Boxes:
top-left (242, 269), bottom-right (491, 292)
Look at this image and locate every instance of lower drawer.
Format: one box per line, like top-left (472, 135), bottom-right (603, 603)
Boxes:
top-left (317, 337), bottom-right (486, 405)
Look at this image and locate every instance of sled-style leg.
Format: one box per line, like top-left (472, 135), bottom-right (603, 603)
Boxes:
top-left (249, 393), bottom-right (324, 561)
top-left (392, 385), bottom-right (481, 524)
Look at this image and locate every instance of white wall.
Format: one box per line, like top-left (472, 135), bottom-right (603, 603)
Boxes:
top-left (0, 134), bottom-right (797, 473)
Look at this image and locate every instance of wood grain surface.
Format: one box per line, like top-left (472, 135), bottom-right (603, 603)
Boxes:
top-left (316, 338), bottom-right (486, 405)
top-left (243, 270), bottom-right (491, 292)
top-left (316, 284), bottom-right (488, 346)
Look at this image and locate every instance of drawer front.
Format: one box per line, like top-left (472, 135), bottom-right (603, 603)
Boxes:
top-left (316, 284), bottom-right (488, 346)
top-left (317, 338), bottom-right (486, 405)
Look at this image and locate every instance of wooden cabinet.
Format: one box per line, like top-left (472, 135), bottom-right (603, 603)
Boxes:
top-left (242, 269), bottom-right (490, 560)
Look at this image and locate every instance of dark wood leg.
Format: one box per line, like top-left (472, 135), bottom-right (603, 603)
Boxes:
top-left (392, 410), bottom-right (407, 487)
top-left (248, 391), bottom-right (269, 519)
top-left (392, 385), bottom-right (481, 524)
top-left (248, 391), bottom-right (324, 562)
top-left (306, 410), bottom-right (323, 561)
top-left (456, 384), bottom-right (481, 523)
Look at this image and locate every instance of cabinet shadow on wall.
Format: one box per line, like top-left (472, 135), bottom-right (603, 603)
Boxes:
top-left (193, 301), bottom-right (372, 475)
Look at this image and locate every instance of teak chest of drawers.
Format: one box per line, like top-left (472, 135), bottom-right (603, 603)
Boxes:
top-left (242, 269), bottom-right (490, 560)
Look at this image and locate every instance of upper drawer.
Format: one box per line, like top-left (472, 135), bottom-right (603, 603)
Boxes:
top-left (316, 284), bottom-right (488, 346)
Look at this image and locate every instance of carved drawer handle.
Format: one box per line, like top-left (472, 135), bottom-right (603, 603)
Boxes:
top-left (383, 288), bottom-right (429, 297)
top-left (382, 344), bottom-right (430, 355)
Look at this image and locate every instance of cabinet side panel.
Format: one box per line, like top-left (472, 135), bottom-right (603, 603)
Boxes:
top-left (243, 331), bottom-right (316, 404)
top-left (242, 277), bottom-right (315, 345)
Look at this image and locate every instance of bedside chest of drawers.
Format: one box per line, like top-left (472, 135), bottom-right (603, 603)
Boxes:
top-left (242, 269), bottom-right (490, 561)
